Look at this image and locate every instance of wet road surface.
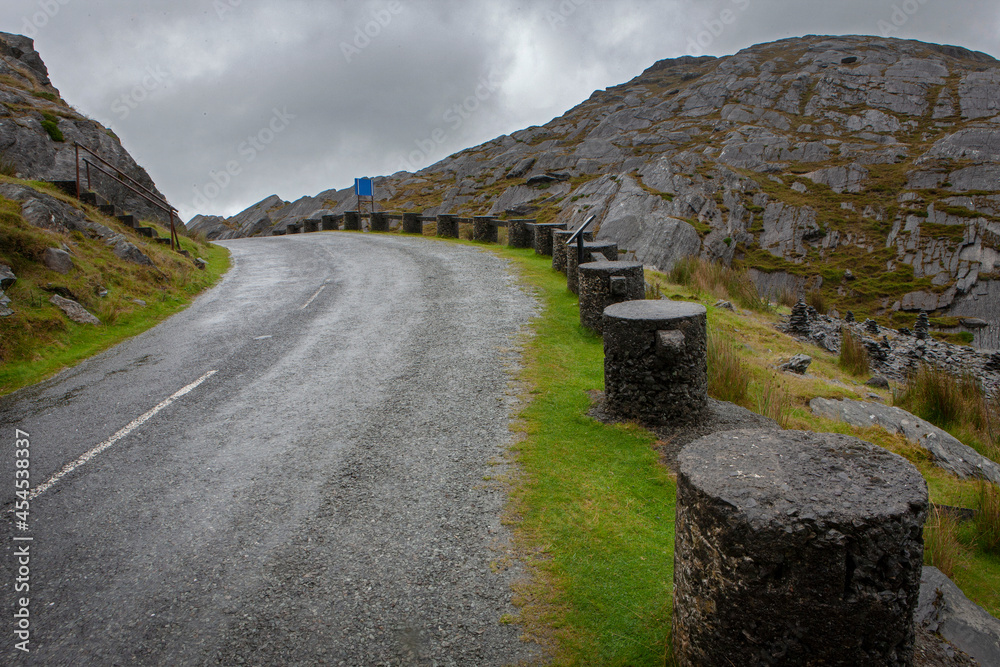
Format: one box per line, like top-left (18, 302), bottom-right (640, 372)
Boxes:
top-left (0, 233), bottom-right (539, 666)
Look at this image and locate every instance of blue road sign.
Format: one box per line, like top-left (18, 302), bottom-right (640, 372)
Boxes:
top-left (355, 178), bottom-right (373, 197)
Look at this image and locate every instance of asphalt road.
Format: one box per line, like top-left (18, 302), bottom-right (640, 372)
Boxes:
top-left (0, 233), bottom-right (540, 666)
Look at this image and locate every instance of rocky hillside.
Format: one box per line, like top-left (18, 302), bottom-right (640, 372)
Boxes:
top-left (0, 32), bottom-right (172, 223)
top-left (193, 35), bottom-right (1000, 347)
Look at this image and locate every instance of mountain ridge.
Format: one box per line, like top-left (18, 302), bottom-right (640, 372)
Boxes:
top-left (192, 34), bottom-right (1000, 346)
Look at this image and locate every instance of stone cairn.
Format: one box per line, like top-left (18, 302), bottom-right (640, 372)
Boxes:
top-left (788, 298), bottom-right (811, 335)
top-left (914, 311), bottom-right (930, 341)
top-left (845, 310), bottom-right (856, 323)
top-left (603, 300), bottom-right (708, 425)
top-left (673, 429), bottom-right (928, 666)
top-left (578, 261), bottom-right (644, 333)
top-left (567, 241), bottom-right (618, 295)
top-left (864, 318), bottom-right (880, 335)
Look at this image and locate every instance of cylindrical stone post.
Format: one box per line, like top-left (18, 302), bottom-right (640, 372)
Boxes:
top-left (673, 429), bottom-right (929, 667)
top-left (343, 211), bottom-right (361, 231)
top-left (370, 211), bottom-right (389, 232)
top-left (303, 218), bottom-right (319, 233)
top-left (321, 214), bottom-right (339, 231)
top-left (532, 222), bottom-right (566, 256)
top-left (473, 216), bottom-right (498, 243)
top-left (552, 230), bottom-right (593, 274)
top-left (579, 261), bottom-right (645, 333)
top-left (567, 240), bottom-right (618, 295)
top-left (436, 214), bottom-right (459, 238)
top-left (603, 300), bottom-right (707, 424)
top-left (402, 212), bottom-right (422, 234)
top-left (286, 222), bottom-right (301, 234)
top-left (507, 219), bottom-right (534, 248)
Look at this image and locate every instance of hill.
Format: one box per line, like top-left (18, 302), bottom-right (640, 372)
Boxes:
top-left (195, 34), bottom-right (1000, 346)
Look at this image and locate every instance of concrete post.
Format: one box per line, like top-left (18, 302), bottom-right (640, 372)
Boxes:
top-left (473, 216), bottom-right (498, 243)
top-left (532, 222), bottom-right (566, 256)
top-left (552, 229), bottom-right (593, 274)
top-left (436, 214), bottom-right (459, 238)
top-left (673, 429), bottom-right (928, 667)
top-left (370, 211), bottom-right (389, 232)
top-left (578, 261), bottom-right (645, 333)
top-left (567, 240), bottom-right (618, 295)
top-left (402, 212), bottom-right (423, 234)
top-left (343, 211), bottom-right (361, 231)
top-left (507, 219), bottom-right (534, 248)
top-left (603, 300), bottom-right (707, 425)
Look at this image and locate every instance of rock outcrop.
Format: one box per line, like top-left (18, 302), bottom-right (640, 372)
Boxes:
top-left (203, 34), bottom-right (1000, 344)
top-left (0, 32), bottom-right (175, 224)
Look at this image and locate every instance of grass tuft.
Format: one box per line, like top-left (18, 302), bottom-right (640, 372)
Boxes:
top-left (924, 506), bottom-right (965, 578)
top-left (838, 327), bottom-right (870, 376)
top-left (707, 331), bottom-right (750, 404)
top-left (973, 482), bottom-right (1000, 555)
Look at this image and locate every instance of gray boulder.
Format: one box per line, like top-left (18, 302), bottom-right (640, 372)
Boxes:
top-left (917, 566), bottom-right (1000, 666)
top-left (779, 353), bottom-right (812, 374)
top-left (809, 397), bottom-right (1000, 484)
top-left (0, 263), bottom-right (14, 290)
top-left (42, 247), bottom-right (72, 274)
top-left (112, 239), bottom-right (154, 266)
top-left (49, 294), bottom-right (100, 325)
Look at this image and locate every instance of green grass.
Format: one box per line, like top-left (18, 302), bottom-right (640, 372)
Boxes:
top-left (496, 247), bottom-right (677, 665)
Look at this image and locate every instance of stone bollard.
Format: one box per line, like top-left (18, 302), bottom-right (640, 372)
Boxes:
top-left (552, 229), bottom-right (594, 274)
top-left (603, 300), bottom-right (707, 424)
top-left (532, 222), bottom-right (566, 256)
top-left (567, 240), bottom-right (618, 295)
top-left (370, 211), bottom-right (389, 232)
top-left (321, 214), bottom-right (340, 231)
top-left (507, 219), bottom-right (534, 248)
top-left (343, 211), bottom-right (361, 231)
top-left (286, 222), bottom-right (302, 234)
top-left (673, 429), bottom-right (928, 667)
top-left (472, 215), bottom-right (498, 243)
top-left (303, 218), bottom-right (320, 233)
top-left (579, 261), bottom-right (644, 333)
top-left (436, 214), bottom-right (459, 238)
top-left (402, 212), bottom-right (422, 235)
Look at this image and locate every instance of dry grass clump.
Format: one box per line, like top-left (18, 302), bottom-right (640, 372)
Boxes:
top-left (924, 506), bottom-right (964, 578)
top-left (668, 256), bottom-right (770, 312)
top-left (838, 327), bottom-right (870, 376)
top-left (974, 481), bottom-right (1000, 555)
top-left (707, 331), bottom-right (750, 404)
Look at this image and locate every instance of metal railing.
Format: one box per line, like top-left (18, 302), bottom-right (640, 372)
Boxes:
top-left (74, 143), bottom-right (181, 251)
top-left (565, 215), bottom-right (597, 267)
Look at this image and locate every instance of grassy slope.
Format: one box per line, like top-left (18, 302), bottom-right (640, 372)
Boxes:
top-left (0, 179), bottom-right (230, 395)
top-left (483, 243), bottom-right (1000, 664)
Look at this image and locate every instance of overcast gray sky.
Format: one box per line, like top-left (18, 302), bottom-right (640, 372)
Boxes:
top-left (2, 0), bottom-right (998, 221)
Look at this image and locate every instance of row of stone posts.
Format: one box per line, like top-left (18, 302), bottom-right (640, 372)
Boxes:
top-left (278, 207), bottom-right (931, 664)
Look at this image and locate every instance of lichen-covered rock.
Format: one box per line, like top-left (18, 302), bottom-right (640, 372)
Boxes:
top-left (42, 247), bottom-right (72, 274)
top-left (49, 294), bottom-right (100, 325)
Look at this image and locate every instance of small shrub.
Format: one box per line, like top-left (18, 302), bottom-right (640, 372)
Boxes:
top-left (32, 90), bottom-right (57, 102)
top-left (41, 112), bottom-right (64, 142)
top-left (707, 331), bottom-right (750, 405)
top-left (973, 482), bottom-right (1000, 554)
top-left (839, 328), bottom-right (870, 376)
top-left (924, 506), bottom-right (964, 578)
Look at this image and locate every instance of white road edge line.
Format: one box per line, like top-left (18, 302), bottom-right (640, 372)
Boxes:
top-left (300, 285), bottom-right (325, 309)
top-left (28, 370), bottom-right (218, 501)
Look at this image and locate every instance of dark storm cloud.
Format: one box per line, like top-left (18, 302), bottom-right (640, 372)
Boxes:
top-left (0, 0), bottom-right (997, 220)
